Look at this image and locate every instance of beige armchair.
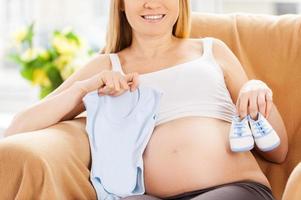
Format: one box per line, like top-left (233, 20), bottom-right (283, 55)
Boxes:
top-left (189, 13), bottom-right (301, 200)
top-left (0, 13), bottom-right (300, 200)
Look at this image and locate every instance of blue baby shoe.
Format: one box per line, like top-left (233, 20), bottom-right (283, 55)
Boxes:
top-left (248, 113), bottom-right (280, 152)
top-left (229, 115), bottom-right (254, 152)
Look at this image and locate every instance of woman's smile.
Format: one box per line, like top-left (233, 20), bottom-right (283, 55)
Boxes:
top-left (140, 14), bottom-right (167, 23)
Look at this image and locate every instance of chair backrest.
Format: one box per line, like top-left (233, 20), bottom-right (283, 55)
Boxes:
top-left (189, 12), bottom-right (301, 199)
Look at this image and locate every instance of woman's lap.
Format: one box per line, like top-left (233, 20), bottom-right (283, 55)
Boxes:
top-left (186, 182), bottom-right (275, 200)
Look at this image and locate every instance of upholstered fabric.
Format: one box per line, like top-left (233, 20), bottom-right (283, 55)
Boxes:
top-left (190, 13), bottom-right (301, 199)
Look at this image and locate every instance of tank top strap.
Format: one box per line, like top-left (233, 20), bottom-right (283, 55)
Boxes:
top-left (201, 37), bottom-right (225, 76)
top-left (109, 53), bottom-right (125, 75)
top-left (201, 37), bottom-right (214, 58)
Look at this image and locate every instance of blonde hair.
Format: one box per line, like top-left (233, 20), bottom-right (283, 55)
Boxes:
top-left (103, 0), bottom-right (191, 54)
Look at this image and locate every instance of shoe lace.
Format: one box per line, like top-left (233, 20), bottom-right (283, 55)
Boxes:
top-left (254, 120), bottom-right (269, 136)
top-left (234, 123), bottom-right (246, 137)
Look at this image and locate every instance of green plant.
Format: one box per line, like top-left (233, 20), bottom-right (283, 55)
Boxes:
top-left (9, 22), bottom-right (95, 99)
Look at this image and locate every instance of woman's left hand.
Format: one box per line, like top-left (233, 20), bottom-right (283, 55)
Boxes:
top-left (236, 80), bottom-right (273, 120)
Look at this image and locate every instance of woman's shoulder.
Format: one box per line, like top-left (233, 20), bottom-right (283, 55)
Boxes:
top-left (186, 36), bottom-right (233, 59)
top-left (178, 37), bottom-right (235, 76)
top-left (189, 37), bottom-right (230, 47)
top-left (87, 53), bottom-right (113, 67)
top-left (209, 37), bottom-right (235, 60)
top-left (73, 53), bottom-right (113, 76)
top-left (209, 37), bottom-right (241, 76)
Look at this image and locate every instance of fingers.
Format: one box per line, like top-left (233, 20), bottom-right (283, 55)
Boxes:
top-left (238, 92), bottom-right (249, 120)
top-left (236, 88), bottom-right (273, 120)
top-left (119, 77), bottom-right (130, 90)
top-left (99, 75), bottom-right (114, 95)
top-left (113, 75), bottom-right (120, 91)
top-left (248, 90), bottom-right (258, 120)
top-left (125, 72), bottom-right (139, 92)
top-left (109, 77), bottom-right (130, 96)
top-left (265, 91), bottom-right (273, 118)
top-left (98, 71), bottom-right (138, 96)
top-left (257, 89), bottom-right (267, 118)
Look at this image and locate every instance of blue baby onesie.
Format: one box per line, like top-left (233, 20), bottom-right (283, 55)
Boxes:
top-left (82, 86), bottom-right (163, 200)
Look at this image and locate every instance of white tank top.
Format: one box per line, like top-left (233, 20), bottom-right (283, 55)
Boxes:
top-left (109, 37), bottom-right (237, 125)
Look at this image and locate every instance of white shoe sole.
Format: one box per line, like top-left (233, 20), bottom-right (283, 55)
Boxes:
top-left (230, 136), bottom-right (254, 152)
top-left (254, 131), bottom-right (281, 152)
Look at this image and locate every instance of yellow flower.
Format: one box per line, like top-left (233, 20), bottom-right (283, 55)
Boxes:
top-left (54, 55), bottom-right (73, 70)
top-left (21, 48), bottom-right (41, 62)
top-left (31, 69), bottom-right (51, 87)
top-left (40, 49), bottom-right (50, 60)
top-left (13, 27), bottom-right (28, 45)
top-left (61, 65), bottom-right (74, 80)
top-left (52, 35), bottom-right (79, 55)
top-left (78, 38), bottom-right (87, 49)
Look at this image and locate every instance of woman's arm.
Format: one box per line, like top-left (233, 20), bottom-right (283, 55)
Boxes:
top-left (42, 54), bottom-right (111, 121)
top-left (3, 82), bottom-right (85, 136)
top-left (3, 54), bottom-right (111, 137)
top-left (212, 38), bottom-right (288, 164)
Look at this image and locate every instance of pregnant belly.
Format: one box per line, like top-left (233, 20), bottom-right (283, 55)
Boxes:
top-left (142, 116), bottom-right (270, 198)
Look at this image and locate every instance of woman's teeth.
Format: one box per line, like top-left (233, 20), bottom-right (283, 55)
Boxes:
top-left (142, 15), bottom-right (165, 20)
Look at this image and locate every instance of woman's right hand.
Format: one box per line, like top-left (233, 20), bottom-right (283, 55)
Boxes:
top-left (76, 70), bottom-right (139, 96)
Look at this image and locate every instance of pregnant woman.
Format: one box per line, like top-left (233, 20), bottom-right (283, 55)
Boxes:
top-left (3, 0), bottom-right (288, 200)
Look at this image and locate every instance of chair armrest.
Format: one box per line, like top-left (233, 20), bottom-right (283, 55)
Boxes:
top-left (282, 163), bottom-right (301, 200)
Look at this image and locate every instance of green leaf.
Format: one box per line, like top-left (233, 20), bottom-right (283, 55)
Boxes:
top-left (45, 64), bottom-right (64, 89)
top-left (65, 32), bottom-right (80, 45)
top-left (48, 47), bottom-right (59, 59)
top-left (24, 22), bottom-right (35, 48)
top-left (39, 86), bottom-right (54, 99)
top-left (7, 53), bottom-right (24, 66)
top-left (53, 30), bottom-right (60, 36)
top-left (20, 67), bottom-right (34, 81)
top-left (27, 57), bottom-right (47, 69)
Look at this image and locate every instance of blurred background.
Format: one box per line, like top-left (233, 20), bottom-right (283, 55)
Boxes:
top-left (0, 0), bottom-right (301, 135)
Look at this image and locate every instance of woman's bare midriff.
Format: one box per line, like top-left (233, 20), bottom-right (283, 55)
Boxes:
top-left (142, 116), bottom-right (271, 198)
